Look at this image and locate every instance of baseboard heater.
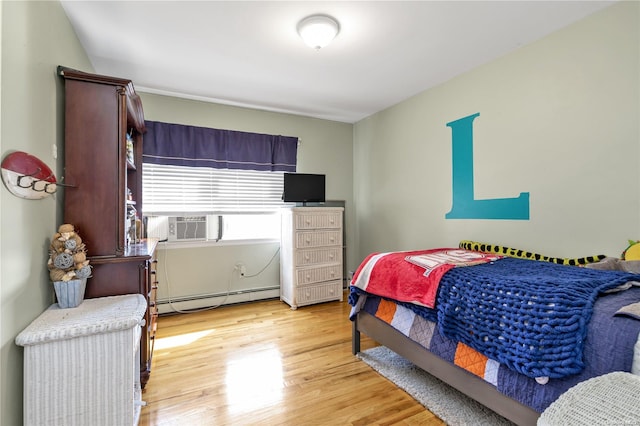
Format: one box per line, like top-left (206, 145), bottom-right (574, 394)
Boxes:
top-left (158, 286), bottom-right (280, 314)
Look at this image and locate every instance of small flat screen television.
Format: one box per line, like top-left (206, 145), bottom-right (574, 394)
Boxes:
top-left (283, 173), bottom-right (326, 204)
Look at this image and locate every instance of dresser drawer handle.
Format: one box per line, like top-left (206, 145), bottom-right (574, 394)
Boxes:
top-left (304, 255), bottom-right (310, 261)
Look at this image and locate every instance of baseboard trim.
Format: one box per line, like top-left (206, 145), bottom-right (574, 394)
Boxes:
top-left (157, 287), bottom-right (280, 314)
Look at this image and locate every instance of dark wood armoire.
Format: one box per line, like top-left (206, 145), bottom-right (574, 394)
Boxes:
top-left (58, 66), bottom-right (159, 388)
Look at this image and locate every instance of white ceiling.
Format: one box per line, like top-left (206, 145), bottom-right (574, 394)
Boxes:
top-left (60, 1), bottom-right (616, 123)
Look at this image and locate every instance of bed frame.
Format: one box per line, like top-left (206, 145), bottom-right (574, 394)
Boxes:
top-left (352, 310), bottom-right (540, 426)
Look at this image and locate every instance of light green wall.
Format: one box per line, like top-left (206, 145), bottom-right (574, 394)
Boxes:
top-left (0, 2), bottom-right (92, 424)
top-left (154, 242), bottom-right (282, 312)
top-left (353, 1), bottom-right (639, 261)
top-left (139, 93), bottom-right (354, 309)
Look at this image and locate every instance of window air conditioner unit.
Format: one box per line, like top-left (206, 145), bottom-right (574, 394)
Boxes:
top-left (167, 216), bottom-right (208, 242)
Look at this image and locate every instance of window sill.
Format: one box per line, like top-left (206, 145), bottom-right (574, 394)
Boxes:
top-left (157, 238), bottom-right (280, 250)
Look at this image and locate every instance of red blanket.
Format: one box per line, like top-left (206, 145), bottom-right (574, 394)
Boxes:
top-left (350, 248), bottom-right (502, 308)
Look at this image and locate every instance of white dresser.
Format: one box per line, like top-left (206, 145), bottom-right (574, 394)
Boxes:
top-left (280, 207), bottom-right (344, 309)
top-left (15, 294), bottom-right (147, 426)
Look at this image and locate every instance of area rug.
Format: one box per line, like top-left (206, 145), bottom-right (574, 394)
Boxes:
top-left (357, 346), bottom-right (515, 426)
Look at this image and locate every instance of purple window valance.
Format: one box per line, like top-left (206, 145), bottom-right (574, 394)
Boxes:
top-left (142, 120), bottom-right (298, 172)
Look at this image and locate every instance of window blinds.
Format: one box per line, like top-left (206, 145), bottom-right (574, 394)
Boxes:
top-left (142, 164), bottom-right (285, 215)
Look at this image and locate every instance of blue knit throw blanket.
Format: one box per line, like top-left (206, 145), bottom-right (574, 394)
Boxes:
top-left (437, 257), bottom-right (638, 379)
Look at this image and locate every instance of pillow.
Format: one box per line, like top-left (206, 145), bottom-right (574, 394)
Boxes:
top-left (586, 257), bottom-right (640, 274)
top-left (615, 302), bottom-right (640, 320)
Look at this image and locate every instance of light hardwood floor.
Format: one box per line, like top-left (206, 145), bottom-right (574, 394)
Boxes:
top-left (139, 291), bottom-right (444, 425)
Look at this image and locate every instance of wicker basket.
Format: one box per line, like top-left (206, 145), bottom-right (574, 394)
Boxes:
top-left (53, 278), bottom-right (87, 308)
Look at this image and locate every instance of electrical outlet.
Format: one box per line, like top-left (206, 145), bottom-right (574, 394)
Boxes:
top-left (235, 262), bottom-right (246, 277)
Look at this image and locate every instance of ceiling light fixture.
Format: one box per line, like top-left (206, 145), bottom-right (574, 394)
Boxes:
top-left (297, 14), bottom-right (340, 50)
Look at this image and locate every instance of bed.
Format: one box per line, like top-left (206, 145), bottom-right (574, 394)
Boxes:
top-left (349, 248), bottom-right (640, 426)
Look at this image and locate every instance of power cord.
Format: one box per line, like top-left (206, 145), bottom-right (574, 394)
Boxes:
top-left (161, 244), bottom-right (280, 314)
top-left (243, 247), bottom-right (281, 278)
top-left (162, 244), bottom-right (232, 314)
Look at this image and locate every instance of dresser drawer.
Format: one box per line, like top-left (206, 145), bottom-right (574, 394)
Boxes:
top-left (294, 211), bottom-right (342, 230)
top-left (295, 247), bottom-right (342, 267)
top-left (296, 264), bottom-right (342, 285)
top-left (295, 280), bottom-right (343, 306)
top-left (295, 230), bottom-right (342, 249)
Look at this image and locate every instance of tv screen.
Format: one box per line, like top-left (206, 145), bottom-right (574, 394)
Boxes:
top-left (283, 173), bottom-right (326, 204)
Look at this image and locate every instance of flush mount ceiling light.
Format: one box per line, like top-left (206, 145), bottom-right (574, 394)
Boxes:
top-left (297, 14), bottom-right (340, 50)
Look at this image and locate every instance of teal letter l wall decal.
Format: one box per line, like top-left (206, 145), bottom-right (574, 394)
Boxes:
top-left (445, 113), bottom-right (530, 220)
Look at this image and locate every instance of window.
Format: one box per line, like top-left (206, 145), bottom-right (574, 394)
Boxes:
top-left (221, 213), bottom-right (281, 241)
top-left (142, 164), bottom-right (286, 241)
top-left (141, 120), bottom-right (298, 242)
